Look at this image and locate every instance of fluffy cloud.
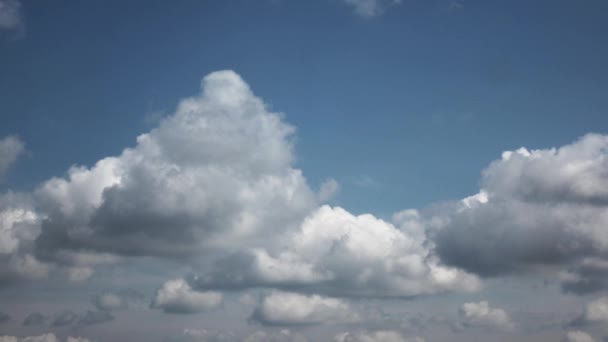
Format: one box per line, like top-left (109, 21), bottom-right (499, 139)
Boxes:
top-left (23, 312), bottom-right (45, 326)
top-left (51, 311), bottom-right (77, 327)
top-left (0, 193), bottom-right (49, 285)
top-left (152, 278), bottom-right (222, 314)
top-left (34, 70), bottom-right (317, 271)
top-left (93, 292), bottom-right (126, 311)
top-left (571, 296), bottom-right (608, 326)
top-left (0, 334), bottom-right (56, 342)
top-left (0, 0), bottom-right (21, 31)
top-left (250, 291), bottom-right (359, 326)
top-left (564, 330), bottom-right (595, 342)
top-left (50, 310), bottom-right (111, 327)
top-left (424, 135), bottom-right (608, 293)
top-left (0, 136), bottom-right (24, 178)
top-left (193, 205), bottom-right (480, 298)
top-left (341, 0), bottom-right (401, 18)
top-left (244, 330), bottom-right (308, 342)
top-left (0, 335), bottom-right (91, 342)
top-left (457, 301), bottom-right (515, 331)
top-left (334, 330), bottom-right (424, 342)
top-left (18, 70), bottom-right (478, 302)
top-left (164, 329), bottom-right (237, 342)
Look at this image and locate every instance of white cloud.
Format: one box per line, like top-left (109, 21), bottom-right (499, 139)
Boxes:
top-left (565, 330), bottom-right (595, 342)
top-left (334, 330), bottom-right (425, 342)
top-left (244, 330), bottom-right (308, 342)
top-left (34, 70), bottom-right (317, 266)
top-left (152, 278), bottom-right (222, 314)
top-left (318, 178), bottom-right (339, 202)
top-left (425, 134), bottom-right (608, 293)
top-left (341, 0), bottom-right (401, 18)
top-left (93, 292), bottom-right (126, 311)
top-left (165, 329), bottom-right (237, 342)
top-left (584, 296), bottom-right (608, 322)
top-left (0, 335), bottom-right (92, 342)
top-left (250, 291), bottom-right (359, 326)
top-left (198, 205), bottom-right (479, 297)
top-left (0, 135), bottom-right (24, 178)
top-left (0, 0), bottom-right (21, 31)
top-left (458, 301), bottom-right (515, 331)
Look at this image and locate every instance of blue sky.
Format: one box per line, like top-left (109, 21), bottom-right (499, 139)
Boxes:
top-left (1, 1), bottom-right (608, 341)
top-left (3, 0), bottom-right (608, 215)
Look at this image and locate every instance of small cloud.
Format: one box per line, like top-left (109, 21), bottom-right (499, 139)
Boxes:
top-left (341, 0), bottom-right (401, 18)
top-left (457, 301), bottom-right (516, 332)
top-left (250, 291), bottom-right (360, 326)
top-left (0, 0), bottom-right (24, 37)
top-left (0, 135), bottom-right (25, 178)
top-left (0, 311), bottom-right (10, 323)
top-left (23, 312), bottom-right (46, 326)
top-left (352, 174), bottom-right (380, 188)
top-left (564, 330), bottom-right (595, 342)
top-left (151, 278), bottom-right (223, 314)
top-left (318, 178), bottom-right (340, 202)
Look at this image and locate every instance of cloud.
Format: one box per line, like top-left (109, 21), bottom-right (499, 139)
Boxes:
top-left (23, 312), bottom-right (46, 326)
top-left (50, 310), bottom-right (112, 328)
top-left (341, 0), bottom-right (401, 18)
top-left (93, 292), bottom-right (126, 311)
top-left (422, 135), bottom-right (608, 293)
top-left (564, 330), bottom-right (595, 342)
top-left (571, 296), bottom-right (608, 326)
top-left (34, 70), bottom-right (317, 269)
top-left (151, 278), bottom-right (222, 314)
top-left (77, 310), bottom-right (114, 326)
top-left (0, 0), bottom-right (22, 31)
top-left (164, 329), bottom-right (237, 342)
top-left (244, 330), bottom-right (308, 342)
top-left (193, 205), bottom-right (480, 298)
top-left (457, 301), bottom-right (515, 332)
top-left (51, 311), bottom-right (78, 327)
top-left (0, 192), bottom-right (51, 286)
top-left (318, 178), bottom-right (340, 202)
top-left (0, 312), bottom-right (9, 323)
top-left (0, 335), bottom-right (91, 342)
top-left (250, 291), bottom-right (360, 326)
top-left (13, 70), bottom-right (478, 303)
top-left (0, 136), bottom-right (24, 178)
top-left (333, 330), bottom-right (425, 342)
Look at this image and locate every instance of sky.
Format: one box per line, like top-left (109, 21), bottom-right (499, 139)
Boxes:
top-left (0, 0), bottom-right (608, 341)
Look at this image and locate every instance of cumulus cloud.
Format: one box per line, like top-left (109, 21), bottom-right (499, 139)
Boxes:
top-left (422, 134), bottom-right (608, 293)
top-left (51, 311), bottom-right (78, 327)
top-left (23, 312), bottom-right (46, 326)
top-left (164, 329), bottom-right (237, 342)
top-left (457, 301), bottom-right (515, 332)
top-left (250, 291), bottom-right (359, 326)
top-left (77, 310), bottom-right (113, 326)
top-left (244, 330), bottom-right (308, 342)
top-left (49, 310), bottom-right (111, 327)
top-left (571, 296), bottom-right (608, 326)
top-left (151, 278), bottom-right (222, 314)
top-left (34, 70), bottom-right (317, 270)
top-left (13, 69), bottom-right (478, 303)
top-left (0, 335), bottom-right (91, 342)
top-left (0, 0), bottom-right (22, 31)
top-left (334, 330), bottom-right (425, 342)
top-left (564, 330), bottom-right (595, 342)
top-left (341, 0), bottom-right (401, 18)
top-left (93, 292), bottom-right (126, 311)
top-left (193, 205), bottom-right (480, 298)
top-left (0, 136), bottom-right (24, 178)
